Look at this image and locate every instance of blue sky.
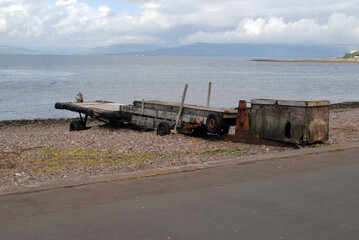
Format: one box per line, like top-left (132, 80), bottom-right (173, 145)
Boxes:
top-left (82, 0), bottom-right (141, 15)
top-left (0, 0), bottom-right (358, 48)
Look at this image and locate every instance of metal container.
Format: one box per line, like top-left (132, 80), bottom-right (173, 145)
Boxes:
top-left (250, 99), bottom-right (330, 143)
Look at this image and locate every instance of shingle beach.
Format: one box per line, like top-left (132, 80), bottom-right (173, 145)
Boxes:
top-left (1, 108), bottom-right (358, 189)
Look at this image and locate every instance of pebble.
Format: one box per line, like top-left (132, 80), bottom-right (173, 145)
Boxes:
top-left (0, 108), bottom-right (358, 189)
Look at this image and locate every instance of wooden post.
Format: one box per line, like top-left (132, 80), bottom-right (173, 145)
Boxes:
top-left (175, 84), bottom-right (188, 132)
top-left (141, 99), bottom-right (145, 115)
top-left (207, 82), bottom-right (212, 107)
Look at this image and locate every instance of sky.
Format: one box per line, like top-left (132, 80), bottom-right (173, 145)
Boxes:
top-left (0, 0), bottom-right (359, 48)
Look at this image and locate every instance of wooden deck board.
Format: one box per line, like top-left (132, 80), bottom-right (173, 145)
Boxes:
top-left (135, 100), bottom-right (237, 114)
top-left (71, 102), bottom-right (129, 112)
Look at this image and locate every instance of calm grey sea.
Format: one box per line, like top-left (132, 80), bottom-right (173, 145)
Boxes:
top-left (0, 55), bottom-right (358, 121)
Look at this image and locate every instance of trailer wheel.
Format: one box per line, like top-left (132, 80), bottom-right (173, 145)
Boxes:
top-left (206, 113), bottom-right (222, 134)
top-left (70, 120), bottom-right (84, 131)
top-left (157, 122), bottom-right (171, 136)
top-left (192, 125), bottom-right (208, 137)
top-left (219, 124), bottom-right (230, 135)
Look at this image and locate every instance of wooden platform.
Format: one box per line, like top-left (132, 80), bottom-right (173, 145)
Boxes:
top-left (55, 101), bottom-right (130, 119)
top-left (55, 100), bottom-right (238, 133)
top-left (56, 100), bottom-right (237, 119)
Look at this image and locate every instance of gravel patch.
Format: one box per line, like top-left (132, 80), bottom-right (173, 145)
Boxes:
top-left (1, 108), bottom-right (358, 189)
top-left (328, 108), bottom-right (359, 144)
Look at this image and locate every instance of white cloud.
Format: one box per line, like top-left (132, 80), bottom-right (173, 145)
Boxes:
top-left (243, 18), bottom-right (266, 36)
top-left (0, 0), bottom-right (358, 47)
top-left (0, 17), bottom-right (6, 33)
top-left (55, 0), bottom-right (77, 6)
top-left (182, 13), bottom-right (359, 45)
top-left (97, 5), bottom-right (111, 16)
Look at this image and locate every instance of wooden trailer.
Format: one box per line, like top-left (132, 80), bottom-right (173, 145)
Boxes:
top-left (55, 100), bottom-right (237, 136)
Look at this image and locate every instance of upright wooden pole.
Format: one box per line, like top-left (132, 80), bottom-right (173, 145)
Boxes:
top-left (141, 99), bottom-right (145, 115)
top-left (175, 84), bottom-right (188, 132)
top-left (207, 82), bottom-right (212, 107)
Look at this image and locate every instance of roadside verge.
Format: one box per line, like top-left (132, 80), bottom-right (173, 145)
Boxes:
top-left (1, 142), bottom-right (358, 196)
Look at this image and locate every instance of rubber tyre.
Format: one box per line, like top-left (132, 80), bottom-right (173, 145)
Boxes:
top-left (219, 124), bottom-right (230, 135)
top-left (156, 122), bottom-right (171, 136)
top-left (70, 120), bottom-right (84, 131)
top-left (206, 113), bottom-right (223, 134)
top-left (192, 126), bottom-right (208, 137)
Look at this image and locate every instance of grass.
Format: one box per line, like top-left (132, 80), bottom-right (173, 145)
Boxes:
top-left (1, 147), bottom-right (250, 176)
top-left (196, 148), bottom-right (245, 155)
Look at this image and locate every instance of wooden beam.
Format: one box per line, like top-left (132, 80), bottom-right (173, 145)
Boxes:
top-left (207, 82), bottom-right (212, 107)
top-left (175, 84), bottom-right (188, 132)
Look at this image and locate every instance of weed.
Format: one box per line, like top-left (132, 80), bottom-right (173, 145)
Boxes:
top-left (1, 147), bottom-right (252, 176)
top-left (197, 148), bottom-right (244, 155)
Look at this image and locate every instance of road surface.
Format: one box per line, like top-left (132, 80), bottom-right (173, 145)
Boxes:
top-left (0, 146), bottom-right (359, 239)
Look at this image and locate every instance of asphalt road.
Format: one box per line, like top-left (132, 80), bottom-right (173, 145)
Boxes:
top-left (1, 147), bottom-right (359, 240)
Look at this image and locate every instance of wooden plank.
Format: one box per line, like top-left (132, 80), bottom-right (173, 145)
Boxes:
top-left (132, 102), bottom-right (236, 118)
top-left (131, 109), bottom-right (205, 124)
top-left (131, 115), bottom-right (155, 129)
top-left (71, 102), bottom-right (130, 112)
top-left (133, 100), bottom-right (237, 114)
top-left (132, 108), bottom-right (178, 121)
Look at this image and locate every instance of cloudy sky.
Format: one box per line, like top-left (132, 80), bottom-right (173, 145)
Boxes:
top-left (1, 0), bottom-right (359, 48)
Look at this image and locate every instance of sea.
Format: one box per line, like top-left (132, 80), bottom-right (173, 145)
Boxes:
top-left (0, 55), bottom-right (358, 121)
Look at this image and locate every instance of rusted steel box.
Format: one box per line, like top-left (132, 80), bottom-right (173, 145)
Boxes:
top-left (250, 99), bottom-right (330, 143)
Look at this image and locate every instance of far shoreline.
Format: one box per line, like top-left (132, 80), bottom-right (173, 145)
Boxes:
top-left (251, 59), bottom-right (359, 63)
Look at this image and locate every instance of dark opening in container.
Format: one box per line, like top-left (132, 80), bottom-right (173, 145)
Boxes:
top-left (285, 122), bottom-right (291, 139)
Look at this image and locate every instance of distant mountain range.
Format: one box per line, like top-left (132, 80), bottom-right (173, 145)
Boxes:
top-left (82, 44), bottom-right (161, 55)
top-left (0, 45), bottom-right (35, 55)
top-left (0, 44), bottom-right (161, 55)
top-left (0, 42), bottom-right (355, 59)
top-left (0, 45), bottom-right (88, 55)
top-left (117, 43), bottom-right (351, 59)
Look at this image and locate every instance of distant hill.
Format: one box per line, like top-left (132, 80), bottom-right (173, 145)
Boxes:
top-left (0, 44), bottom-right (161, 55)
top-left (82, 44), bottom-right (161, 55)
top-left (0, 45), bottom-right (35, 55)
top-left (120, 42), bottom-right (352, 59)
top-left (0, 42), bottom-right (356, 59)
top-left (32, 46), bottom-right (89, 55)
top-left (0, 45), bottom-right (87, 55)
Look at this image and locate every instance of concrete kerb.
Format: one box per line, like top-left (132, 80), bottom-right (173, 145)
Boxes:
top-left (1, 142), bottom-right (358, 197)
